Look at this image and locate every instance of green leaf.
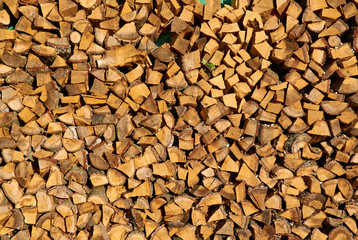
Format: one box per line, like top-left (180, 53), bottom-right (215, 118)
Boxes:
top-left (207, 62), bottom-right (215, 71)
top-left (201, 59), bottom-right (215, 71)
top-left (221, 0), bottom-right (232, 7)
top-left (199, 0), bottom-right (233, 7)
top-left (154, 32), bottom-right (172, 47)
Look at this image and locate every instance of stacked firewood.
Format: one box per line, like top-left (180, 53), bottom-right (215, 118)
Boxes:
top-left (0, 0), bottom-right (358, 239)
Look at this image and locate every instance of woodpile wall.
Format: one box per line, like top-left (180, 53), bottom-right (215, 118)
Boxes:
top-left (0, 0), bottom-right (358, 239)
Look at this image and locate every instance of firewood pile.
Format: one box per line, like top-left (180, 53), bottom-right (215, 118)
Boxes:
top-left (1, 0), bottom-right (358, 238)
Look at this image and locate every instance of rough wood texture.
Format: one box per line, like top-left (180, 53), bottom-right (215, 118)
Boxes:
top-left (0, 0), bottom-right (358, 239)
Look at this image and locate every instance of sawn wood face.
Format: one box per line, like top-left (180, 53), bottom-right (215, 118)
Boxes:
top-left (0, 0), bottom-right (358, 239)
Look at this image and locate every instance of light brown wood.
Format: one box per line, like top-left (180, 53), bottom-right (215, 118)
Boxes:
top-left (0, 0), bottom-right (358, 239)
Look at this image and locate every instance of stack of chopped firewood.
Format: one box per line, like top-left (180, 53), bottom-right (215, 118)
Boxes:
top-left (0, 0), bottom-right (358, 239)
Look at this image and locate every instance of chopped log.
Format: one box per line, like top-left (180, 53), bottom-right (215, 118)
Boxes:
top-left (97, 44), bottom-right (148, 68)
top-left (0, 0), bottom-right (358, 239)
